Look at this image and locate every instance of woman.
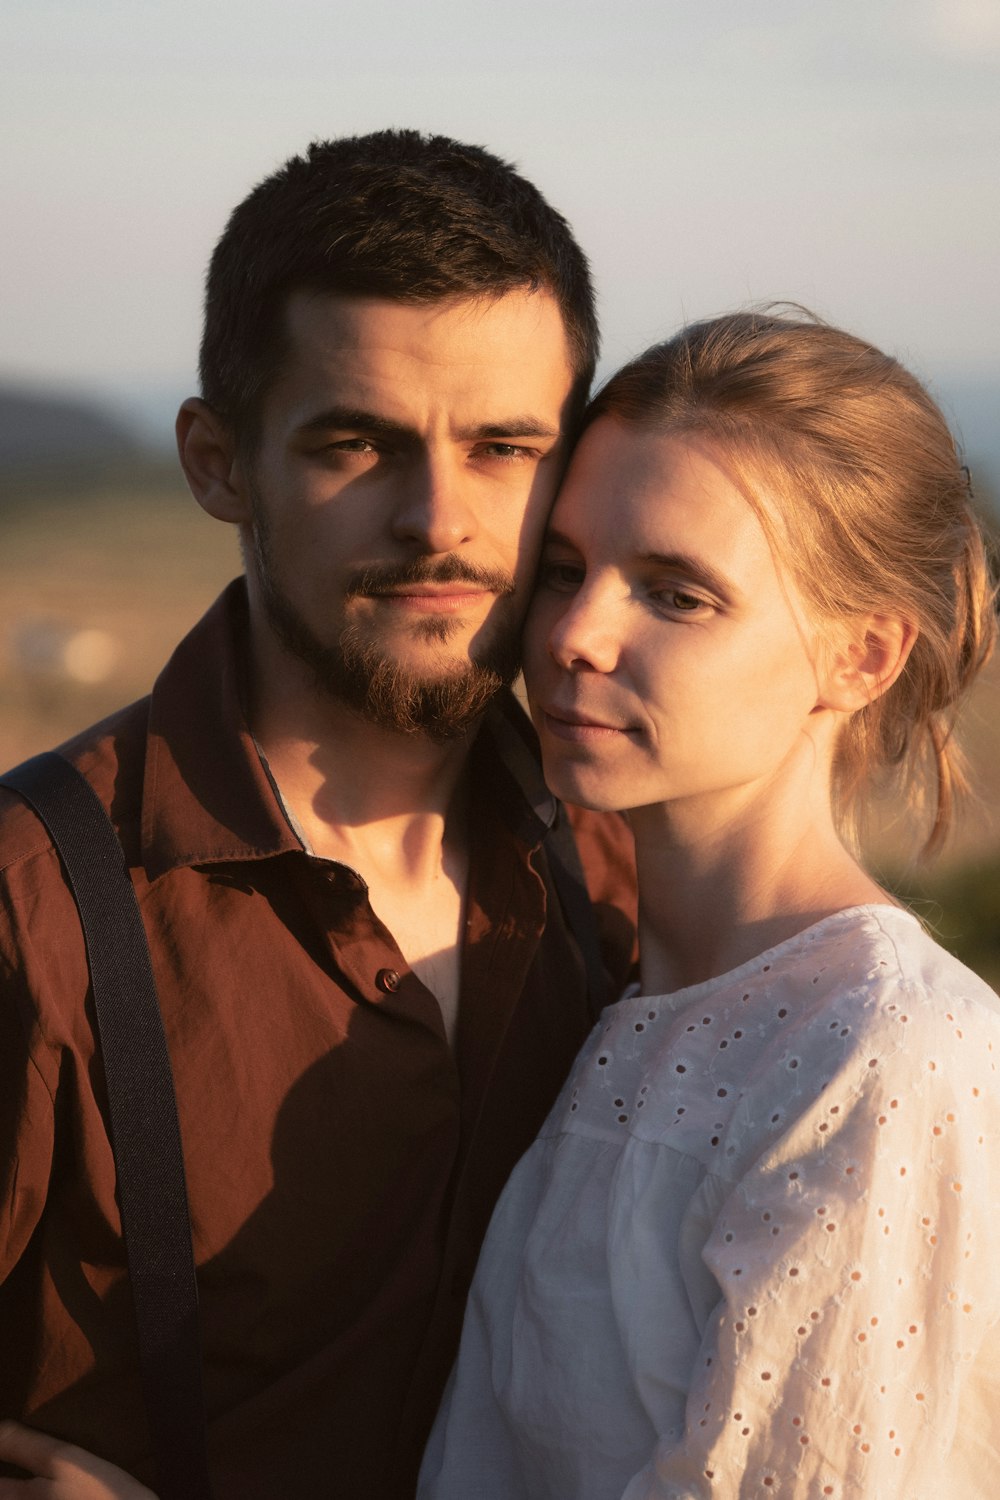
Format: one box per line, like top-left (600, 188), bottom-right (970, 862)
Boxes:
top-left (419, 311), bottom-right (1000, 1497)
top-left (2, 311), bottom-right (998, 1497)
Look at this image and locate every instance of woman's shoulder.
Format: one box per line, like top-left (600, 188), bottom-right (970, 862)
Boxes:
top-left (542, 905), bottom-right (999, 1161)
top-left (734, 905), bottom-right (1000, 1149)
top-left (601, 903), bottom-right (999, 1054)
top-left (691, 906), bottom-right (1000, 1194)
top-left (803, 904), bottom-right (1000, 1043)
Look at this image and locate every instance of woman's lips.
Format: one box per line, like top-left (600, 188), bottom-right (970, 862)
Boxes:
top-left (540, 708), bottom-right (635, 742)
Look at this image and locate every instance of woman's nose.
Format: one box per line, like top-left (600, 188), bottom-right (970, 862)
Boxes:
top-left (546, 587), bottom-right (622, 674)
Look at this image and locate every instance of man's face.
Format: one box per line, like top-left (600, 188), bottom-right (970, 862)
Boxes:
top-left (240, 289), bottom-right (576, 737)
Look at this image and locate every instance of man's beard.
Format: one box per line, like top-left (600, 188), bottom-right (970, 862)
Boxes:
top-left (249, 510), bottom-right (522, 741)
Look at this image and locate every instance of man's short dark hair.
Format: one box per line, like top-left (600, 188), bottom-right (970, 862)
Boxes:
top-left (199, 128), bottom-right (598, 446)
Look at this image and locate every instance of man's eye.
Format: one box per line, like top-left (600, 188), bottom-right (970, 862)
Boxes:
top-left (479, 442), bottom-right (531, 462)
top-left (328, 437), bottom-right (378, 453)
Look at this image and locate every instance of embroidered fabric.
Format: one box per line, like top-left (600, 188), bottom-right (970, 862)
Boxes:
top-left (419, 906), bottom-right (1000, 1499)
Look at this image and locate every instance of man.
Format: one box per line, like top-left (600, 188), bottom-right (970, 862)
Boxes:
top-left (0, 131), bottom-right (636, 1498)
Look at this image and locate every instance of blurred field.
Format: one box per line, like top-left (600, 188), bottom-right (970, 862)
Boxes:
top-left (2, 470), bottom-right (998, 985)
top-left (0, 468), bottom-right (239, 764)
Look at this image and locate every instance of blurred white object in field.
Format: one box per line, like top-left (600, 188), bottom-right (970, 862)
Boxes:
top-left (8, 619), bottom-right (120, 684)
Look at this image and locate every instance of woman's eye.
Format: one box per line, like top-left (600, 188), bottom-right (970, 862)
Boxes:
top-left (655, 588), bottom-right (709, 614)
top-left (539, 560), bottom-right (584, 591)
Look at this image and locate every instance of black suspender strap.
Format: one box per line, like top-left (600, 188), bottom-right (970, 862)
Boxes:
top-left (1, 751), bottom-right (212, 1500)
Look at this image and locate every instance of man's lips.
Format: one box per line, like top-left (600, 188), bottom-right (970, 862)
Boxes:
top-left (367, 585), bottom-right (493, 614)
top-left (346, 559), bottom-right (516, 608)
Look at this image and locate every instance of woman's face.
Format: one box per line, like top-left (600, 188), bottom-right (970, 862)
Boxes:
top-left (523, 418), bottom-right (829, 818)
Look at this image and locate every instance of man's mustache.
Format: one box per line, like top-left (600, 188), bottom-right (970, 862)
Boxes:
top-left (345, 556), bottom-right (516, 599)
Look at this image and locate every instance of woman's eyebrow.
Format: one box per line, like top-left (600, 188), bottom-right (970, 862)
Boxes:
top-left (643, 551), bottom-right (739, 604)
top-left (543, 530), bottom-right (740, 605)
top-left (542, 527), bottom-right (582, 551)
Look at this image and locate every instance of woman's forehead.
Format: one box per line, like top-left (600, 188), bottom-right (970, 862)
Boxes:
top-left (556, 423), bottom-right (767, 547)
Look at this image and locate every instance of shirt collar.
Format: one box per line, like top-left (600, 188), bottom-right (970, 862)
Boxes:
top-left (477, 693), bottom-right (558, 846)
top-left (140, 579), bottom-right (556, 882)
top-left (141, 580), bottom-right (301, 882)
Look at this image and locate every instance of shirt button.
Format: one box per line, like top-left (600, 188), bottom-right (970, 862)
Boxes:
top-left (376, 968), bottom-right (401, 993)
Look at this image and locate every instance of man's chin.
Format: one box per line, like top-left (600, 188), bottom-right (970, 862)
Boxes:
top-left (306, 619), bottom-right (517, 739)
top-left (339, 654), bottom-right (510, 740)
top-left (257, 574), bottom-right (519, 738)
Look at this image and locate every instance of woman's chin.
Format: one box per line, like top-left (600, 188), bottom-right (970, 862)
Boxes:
top-left (540, 760), bottom-right (632, 814)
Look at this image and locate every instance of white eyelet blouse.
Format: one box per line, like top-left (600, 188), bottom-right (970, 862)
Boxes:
top-left (419, 905), bottom-right (1000, 1499)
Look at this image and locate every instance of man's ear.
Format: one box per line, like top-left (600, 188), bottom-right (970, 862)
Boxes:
top-left (176, 398), bottom-right (251, 524)
top-left (817, 613), bottom-right (918, 714)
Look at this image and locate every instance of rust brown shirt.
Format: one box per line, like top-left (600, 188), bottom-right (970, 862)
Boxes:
top-left (0, 581), bottom-right (637, 1499)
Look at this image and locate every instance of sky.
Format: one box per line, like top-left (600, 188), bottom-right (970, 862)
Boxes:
top-left (3, 0), bottom-right (999, 470)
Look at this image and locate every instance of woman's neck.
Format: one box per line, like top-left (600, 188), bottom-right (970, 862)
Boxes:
top-left (630, 761), bottom-right (892, 996)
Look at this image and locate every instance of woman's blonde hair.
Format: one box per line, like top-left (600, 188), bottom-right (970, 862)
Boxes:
top-left (586, 310), bottom-right (997, 857)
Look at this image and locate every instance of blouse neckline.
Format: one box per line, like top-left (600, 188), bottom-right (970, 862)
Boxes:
top-left (621, 902), bottom-right (918, 1014)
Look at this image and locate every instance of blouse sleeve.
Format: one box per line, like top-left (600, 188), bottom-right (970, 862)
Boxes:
top-left (621, 979), bottom-right (1000, 1500)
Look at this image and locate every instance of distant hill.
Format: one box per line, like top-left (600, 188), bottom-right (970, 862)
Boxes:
top-left (0, 383), bottom-right (142, 469)
top-left (2, 371), bottom-right (995, 515)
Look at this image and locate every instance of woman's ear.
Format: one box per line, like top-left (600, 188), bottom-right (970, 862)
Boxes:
top-left (818, 613), bottom-right (918, 713)
top-left (176, 398), bottom-right (252, 524)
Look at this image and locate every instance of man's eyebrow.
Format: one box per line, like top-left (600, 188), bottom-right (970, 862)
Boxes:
top-left (456, 418), bottom-right (562, 441)
top-left (295, 407), bottom-right (415, 440)
top-left (295, 407), bottom-right (561, 442)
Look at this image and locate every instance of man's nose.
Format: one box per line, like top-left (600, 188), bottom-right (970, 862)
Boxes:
top-left (391, 455), bottom-right (478, 553)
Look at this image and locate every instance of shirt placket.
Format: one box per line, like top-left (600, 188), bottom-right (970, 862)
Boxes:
top-left (289, 853), bottom-right (455, 1042)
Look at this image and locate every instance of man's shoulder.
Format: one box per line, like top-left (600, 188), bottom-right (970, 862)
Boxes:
top-left (477, 692), bottom-right (638, 936)
top-left (561, 801), bottom-right (638, 974)
top-left (563, 801), bottom-right (636, 905)
top-left (0, 695), bottom-right (151, 877)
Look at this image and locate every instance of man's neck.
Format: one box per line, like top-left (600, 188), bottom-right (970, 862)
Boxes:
top-left (250, 664), bottom-right (478, 862)
top-left (248, 647), bottom-right (484, 1047)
